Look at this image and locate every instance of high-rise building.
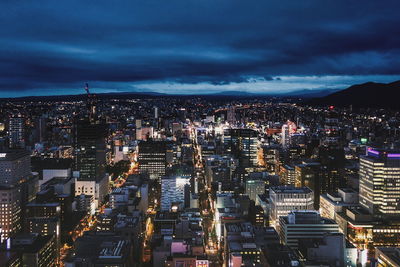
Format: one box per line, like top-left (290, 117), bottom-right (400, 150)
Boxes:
top-left (8, 115), bottom-right (25, 149)
top-left (245, 179), bottom-right (265, 202)
top-left (154, 106), bottom-right (159, 119)
top-left (7, 233), bottom-right (57, 267)
top-left (74, 121), bottom-right (106, 182)
top-left (25, 201), bottom-right (61, 259)
top-left (281, 121), bottom-right (296, 148)
top-left (259, 145), bottom-right (280, 174)
top-left (160, 175), bottom-right (190, 211)
top-left (33, 115), bottom-right (47, 144)
top-left (279, 164), bottom-right (296, 185)
top-left (227, 106), bottom-right (236, 124)
top-left (359, 147), bottom-right (400, 218)
top-left (138, 140), bottom-right (167, 180)
top-left (322, 109), bottom-right (340, 146)
top-left (375, 247), bottom-right (400, 267)
top-left (0, 185), bottom-right (21, 241)
top-left (318, 145), bottom-right (345, 193)
top-left (223, 129), bottom-right (258, 167)
top-left (204, 155), bottom-right (236, 187)
top-left (269, 186), bottom-right (314, 227)
top-left (0, 150), bottom-right (31, 185)
top-left (0, 150), bottom-right (32, 240)
top-left (74, 121), bottom-right (108, 208)
top-left (295, 162), bottom-right (327, 209)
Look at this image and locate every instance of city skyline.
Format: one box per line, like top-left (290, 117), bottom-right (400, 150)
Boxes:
top-left (2, 2), bottom-right (400, 266)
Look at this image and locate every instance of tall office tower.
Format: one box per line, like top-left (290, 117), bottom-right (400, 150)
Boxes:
top-left (171, 122), bottom-right (182, 136)
top-left (74, 122), bottom-right (106, 182)
top-left (227, 106), bottom-right (236, 124)
top-left (359, 147), bottom-right (400, 218)
top-left (0, 150), bottom-right (32, 240)
top-left (245, 179), bottom-right (266, 202)
top-left (205, 155), bottom-right (236, 187)
top-left (323, 108), bottom-right (340, 146)
top-left (160, 175), bottom-right (190, 211)
top-left (138, 140), bottom-right (167, 180)
top-left (295, 162), bottom-right (327, 209)
top-left (8, 115), bottom-right (25, 149)
top-left (0, 185), bottom-right (21, 241)
top-left (259, 145), bottom-right (280, 174)
top-left (223, 128), bottom-right (258, 167)
top-left (281, 120), bottom-right (297, 148)
top-left (289, 133), bottom-right (306, 147)
top-left (279, 164), bottom-right (296, 185)
top-left (7, 233), bottom-right (57, 267)
top-left (154, 106), bottom-right (159, 119)
top-left (0, 150), bottom-right (31, 185)
top-left (279, 210), bottom-right (339, 250)
top-left (34, 115), bottom-right (47, 143)
top-left (269, 186), bottom-right (314, 228)
top-left (74, 121), bottom-right (108, 208)
top-left (25, 201), bottom-right (61, 261)
top-left (318, 145), bottom-right (345, 193)
top-left (375, 247), bottom-right (400, 267)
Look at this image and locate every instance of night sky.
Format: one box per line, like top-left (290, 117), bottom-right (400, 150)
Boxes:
top-left (1, 1), bottom-right (400, 97)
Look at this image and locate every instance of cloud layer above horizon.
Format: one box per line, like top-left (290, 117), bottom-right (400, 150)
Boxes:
top-left (1, 1), bottom-right (400, 97)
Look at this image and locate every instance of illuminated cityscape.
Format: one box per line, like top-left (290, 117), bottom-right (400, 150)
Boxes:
top-left (1, 1), bottom-right (400, 267)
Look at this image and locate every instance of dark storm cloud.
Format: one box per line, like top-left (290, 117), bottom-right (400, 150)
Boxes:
top-left (0, 0), bottom-right (400, 95)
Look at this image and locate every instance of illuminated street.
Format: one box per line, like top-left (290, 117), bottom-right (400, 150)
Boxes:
top-left (192, 127), bottom-right (222, 267)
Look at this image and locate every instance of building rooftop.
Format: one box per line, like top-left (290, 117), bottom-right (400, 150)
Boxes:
top-left (376, 247), bottom-right (400, 266)
top-left (10, 234), bottom-right (54, 253)
top-left (0, 150), bottom-right (29, 161)
top-left (270, 185), bottom-right (312, 194)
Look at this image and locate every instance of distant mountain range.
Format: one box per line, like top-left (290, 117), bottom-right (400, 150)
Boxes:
top-left (308, 80), bottom-right (400, 109)
top-left (0, 87), bottom-right (339, 102)
top-left (1, 81), bottom-right (399, 107)
top-left (211, 88), bottom-right (340, 98)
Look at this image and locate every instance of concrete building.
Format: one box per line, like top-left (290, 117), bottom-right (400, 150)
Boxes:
top-left (223, 128), bottom-right (258, 167)
top-left (375, 247), bottom-right (400, 267)
top-left (8, 115), bottom-right (25, 149)
top-left (66, 232), bottom-right (133, 266)
top-left (74, 121), bottom-right (109, 208)
top-left (161, 175), bottom-right (190, 211)
top-left (0, 150), bottom-right (32, 240)
top-left (0, 185), bottom-right (21, 240)
top-left (320, 188), bottom-right (358, 220)
top-left (295, 162), bottom-right (324, 209)
top-left (7, 233), bottom-right (57, 267)
top-left (138, 140), bottom-right (167, 180)
top-left (359, 147), bottom-right (400, 218)
top-left (245, 179), bottom-right (265, 202)
top-left (0, 150), bottom-right (31, 185)
top-left (279, 164), bottom-right (296, 186)
top-left (279, 210), bottom-right (340, 249)
top-left (269, 185), bottom-right (314, 227)
top-left (299, 232), bottom-right (357, 267)
top-left (281, 121), bottom-right (296, 148)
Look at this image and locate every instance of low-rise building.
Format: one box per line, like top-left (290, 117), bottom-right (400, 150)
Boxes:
top-left (279, 210), bottom-right (339, 250)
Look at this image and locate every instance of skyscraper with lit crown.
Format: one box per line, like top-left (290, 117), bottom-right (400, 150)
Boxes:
top-left (359, 147), bottom-right (400, 218)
